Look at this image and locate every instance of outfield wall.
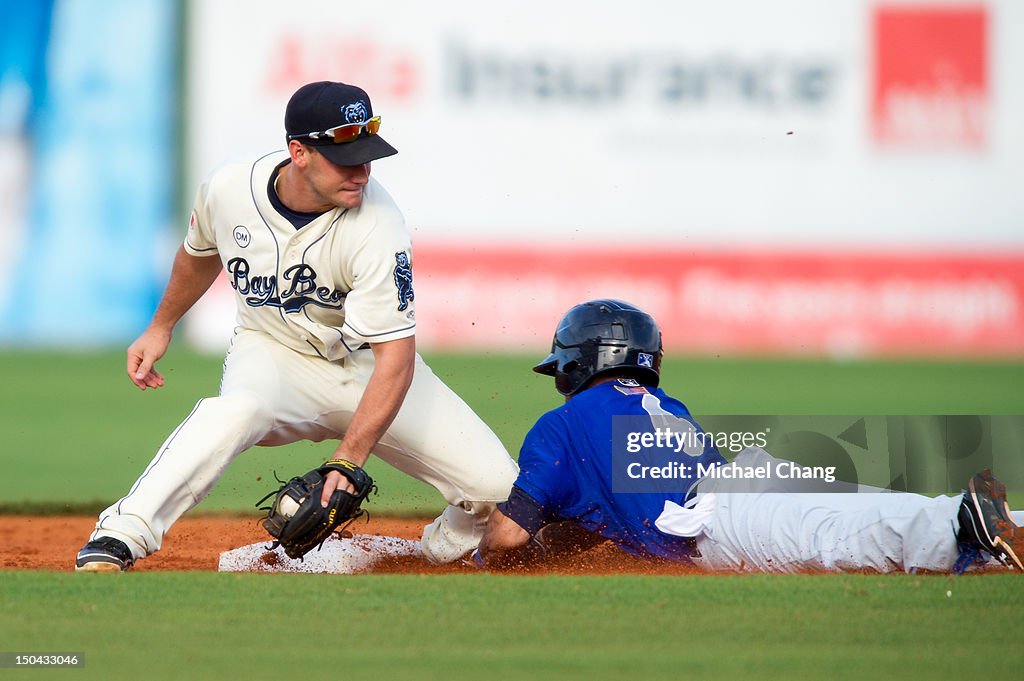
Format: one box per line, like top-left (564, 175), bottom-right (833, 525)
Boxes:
top-left (185, 0), bottom-right (1022, 249)
top-left (1, 1), bottom-right (1021, 357)
top-left (182, 0), bottom-right (1024, 357)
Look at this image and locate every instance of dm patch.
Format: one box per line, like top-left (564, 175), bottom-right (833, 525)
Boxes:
top-left (232, 225), bottom-right (251, 248)
top-left (393, 251), bottom-right (414, 311)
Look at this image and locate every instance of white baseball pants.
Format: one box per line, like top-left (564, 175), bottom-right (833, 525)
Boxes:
top-left (90, 329), bottom-right (519, 564)
top-left (656, 448), bottom-right (968, 573)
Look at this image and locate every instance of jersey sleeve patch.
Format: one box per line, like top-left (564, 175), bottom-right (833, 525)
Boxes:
top-left (393, 251), bottom-right (414, 312)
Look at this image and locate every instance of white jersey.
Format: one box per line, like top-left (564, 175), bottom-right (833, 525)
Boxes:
top-left (184, 150), bottom-right (416, 361)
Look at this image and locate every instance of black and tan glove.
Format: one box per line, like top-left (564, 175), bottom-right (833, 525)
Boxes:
top-left (257, 460), bottom-right (374, 560)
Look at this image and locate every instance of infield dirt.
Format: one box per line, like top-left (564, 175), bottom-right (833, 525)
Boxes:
top-left (0, 515), bottom-right (699, 576)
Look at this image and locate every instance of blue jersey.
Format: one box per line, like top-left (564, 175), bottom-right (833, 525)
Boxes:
top-left (510, 379), bottom-right (727, 561)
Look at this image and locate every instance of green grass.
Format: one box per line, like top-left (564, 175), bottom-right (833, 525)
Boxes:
top-left (1, 348), bottom-right (1023, 513)
top-left (0, 572), bottom-right (1021, 681)
top-left (3, 348), bottom-right (1024, 681)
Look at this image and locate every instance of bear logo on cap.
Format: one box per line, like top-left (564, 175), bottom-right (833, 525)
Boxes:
top-left (342, 101), bottom-right (369, 124)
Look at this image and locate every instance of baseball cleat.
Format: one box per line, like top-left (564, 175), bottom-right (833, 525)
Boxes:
top-left (75, 536), bottom-right (134, 572)
top-left (956, 469), bottom-right (1024, 572)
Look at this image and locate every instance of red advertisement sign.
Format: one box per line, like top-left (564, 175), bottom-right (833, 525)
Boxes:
top-left (413, 244), bottom-right (1024, 358)
top-left (872, 5), bottom-right (988, 147)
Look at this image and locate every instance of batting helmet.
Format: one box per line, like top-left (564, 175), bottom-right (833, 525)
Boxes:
top-left (533, 299), bottom-right (663, 396)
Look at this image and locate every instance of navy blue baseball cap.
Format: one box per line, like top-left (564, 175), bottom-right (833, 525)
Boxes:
top-left (284, 81), bottom-right (398, 166)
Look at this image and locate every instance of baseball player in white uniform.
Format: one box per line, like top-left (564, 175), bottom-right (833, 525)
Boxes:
top-left (75, 81), bottom-right (519, 571)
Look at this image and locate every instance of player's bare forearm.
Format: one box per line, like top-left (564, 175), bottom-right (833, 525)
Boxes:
top-left (321, 336), bottom-right (415, 501)
top-left (150, 246), bottom-right (224, 331)
top-left (477, 511), bottom-right (603, 569)
top-left (476, 508), bottom-right (532, 568)
top-left (334, 335), bottom-right (415, 464)
top-left (127, 246), bottom-right (223, 390)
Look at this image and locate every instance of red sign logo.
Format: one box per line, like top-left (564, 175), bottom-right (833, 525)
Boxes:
top-left (266, 35), bottom-right (419, 103)
top-left (872, 6), bottom-right (987, 148)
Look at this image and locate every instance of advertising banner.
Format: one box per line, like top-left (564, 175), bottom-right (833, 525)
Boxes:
top-left (181, 0), bottom-right (1024, 356)
top-left (411, 244), bottom-right (1024, 356)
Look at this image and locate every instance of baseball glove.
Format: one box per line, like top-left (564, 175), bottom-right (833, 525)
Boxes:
top-left (256, 459), bottom-right (375, 560)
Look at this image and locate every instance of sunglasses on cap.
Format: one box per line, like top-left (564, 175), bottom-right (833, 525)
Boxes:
top-left (288, 116), bottom-right (382, 144)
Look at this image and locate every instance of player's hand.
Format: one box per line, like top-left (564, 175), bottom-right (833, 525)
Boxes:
top-left (126, 326), bottom-right (172, 390)
top-left (320, 470), bottom-right (357, 506)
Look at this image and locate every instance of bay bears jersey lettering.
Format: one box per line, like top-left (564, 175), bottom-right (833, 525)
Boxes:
top-left (226, 258), bottom-right (345, 312)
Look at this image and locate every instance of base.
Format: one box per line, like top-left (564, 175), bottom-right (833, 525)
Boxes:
top-left (218, 534), bottom-right (422, 574)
